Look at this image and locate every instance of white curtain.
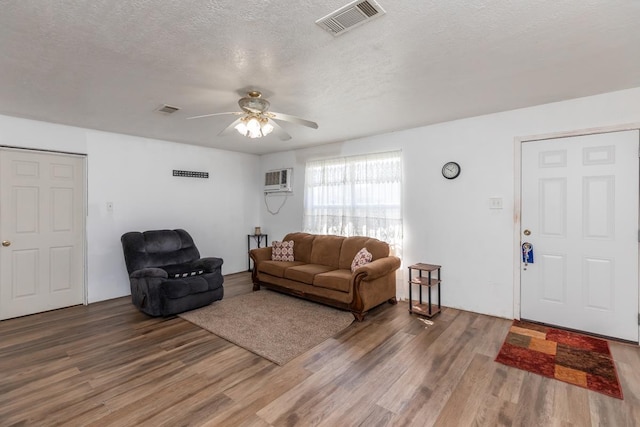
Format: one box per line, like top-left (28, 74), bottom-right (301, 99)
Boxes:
top-left (303, 151), bottom-right (402, 256)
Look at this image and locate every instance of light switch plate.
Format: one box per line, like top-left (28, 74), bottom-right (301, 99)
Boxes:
top-left (489, 197), bottom-right (503, 209)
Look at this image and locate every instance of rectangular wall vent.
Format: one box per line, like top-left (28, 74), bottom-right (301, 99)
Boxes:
top-left (173, 169), bottom-right (208, 178)
top-left (157, 104), bottom-right (180, 114)
top-left (316, 0), bottom-right (386, 36)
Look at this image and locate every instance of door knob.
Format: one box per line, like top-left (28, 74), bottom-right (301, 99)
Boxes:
top-left (523, 229), bottom-right (531, 236)
top-left (2, 240), bottom-right (11, 247)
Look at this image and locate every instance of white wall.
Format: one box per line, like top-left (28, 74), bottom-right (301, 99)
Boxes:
top-left (258, 87), bottom-right (640, 319)
top-left (0, 115), bottom-right (261, 303)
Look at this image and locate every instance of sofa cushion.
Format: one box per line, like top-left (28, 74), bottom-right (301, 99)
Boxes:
top-left (258, 260), bottom-right (305, 278)
top-left (283, 232), bottom-right (316, 263)
top-left (313, 269), bottom-right (352, 293)
top-left (338, 237), bottom-right (370, 269)
top-left (272, 240), bottom-right (294, 261)
top-left (309, 235), bottom-right (345, 268)
top-left (284, 264), bottom-right (336, 285)
top-left (351, 247), bottom-right (373, 272)
top-left (161, 276), bottom-right (209, 299)
top-left (339, 236), bottom-right (390, 269)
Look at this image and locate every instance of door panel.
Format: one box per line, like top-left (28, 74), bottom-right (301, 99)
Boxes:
top-left (583, 175), bottom-right (614, 238)
top-left (50, 246), bottom-right (73, 291)
top-left (0, 148), bottom-right (85, 320)
top-left (540, 254), bottom-right (565, 303)
top-left (521, 130), bottom-right (639, 342)
top-left (539, 178), bottom-right (566, 236)
top-left (13, 249), bottom-right (39, 297)
top-left (52, 187), bottom-right (74, 231)
top-left (584, 257), bottom-right (613, 310)
top-left (15, 186), bottom-right (39, 233)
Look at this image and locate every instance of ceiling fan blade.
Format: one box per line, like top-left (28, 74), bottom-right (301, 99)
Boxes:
top-left (269, 120), bottom-right (292, 141)
top-left (186, 111), bottom-right (243, 120)
top-left (218, 118), bottom-right (243, 136)
top-left (267, 112), bottom-right (318, 129)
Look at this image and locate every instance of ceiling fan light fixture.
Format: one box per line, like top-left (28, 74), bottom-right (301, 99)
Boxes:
top-left (234, 120), bottom-right (248, 135)
top-left (261, 120), bottom-right (274, 136)
top-left (189, 91), bottom-right (317, 141)
top-left (235, 116), bottom-right (274, 139)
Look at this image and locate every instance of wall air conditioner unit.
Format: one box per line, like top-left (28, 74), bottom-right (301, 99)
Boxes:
top-left (264, 168), bottom-right (293, 193)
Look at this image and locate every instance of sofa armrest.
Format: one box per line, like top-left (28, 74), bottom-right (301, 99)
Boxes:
top-left (130, 267), bottom-right (168, 279)
top-left (249, 247), bottom-right (273, 287)
top-left (354, 256), bottom-right (401, 281)
top-left (191, 257), bottom-right (224, 272)
top-left (249, 246), bottom-right (273, 265)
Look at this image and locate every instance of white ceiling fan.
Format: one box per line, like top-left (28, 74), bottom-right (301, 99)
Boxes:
top-left (187, 91), bottom-right (318, 140)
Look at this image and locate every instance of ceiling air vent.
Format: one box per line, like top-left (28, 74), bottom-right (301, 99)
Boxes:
top-left (156, 104), bottom-right (180, 114)
top-left (316, 0), bottom-right (386, 36)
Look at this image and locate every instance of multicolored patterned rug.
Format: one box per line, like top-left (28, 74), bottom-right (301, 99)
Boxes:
top-left (495, 320), bottom-right (623, 399)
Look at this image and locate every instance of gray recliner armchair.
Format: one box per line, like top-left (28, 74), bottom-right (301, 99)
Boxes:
top-left (121, 229), bottom-right (224, 316)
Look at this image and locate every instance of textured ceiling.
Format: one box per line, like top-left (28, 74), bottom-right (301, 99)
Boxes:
top-left (1, 0), bottom-right (640, 155)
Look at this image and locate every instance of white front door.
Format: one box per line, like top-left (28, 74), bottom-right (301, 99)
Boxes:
top-left (0, 148), bottom-right (86, 320)
top-left (520, 130), bottom-right (639, 342)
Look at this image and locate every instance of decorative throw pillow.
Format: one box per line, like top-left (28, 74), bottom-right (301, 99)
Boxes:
top-left (272, 240), bottom-right (294, 262)
top-left (351, 247), bottom-right (372, 272)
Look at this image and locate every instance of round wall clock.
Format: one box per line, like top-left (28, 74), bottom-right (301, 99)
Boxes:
top-left (442, 161), bottom-right (461, 179)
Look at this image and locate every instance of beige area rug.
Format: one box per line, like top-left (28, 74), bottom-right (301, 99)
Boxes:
top-left (179, 290), bottom-right (354, 365)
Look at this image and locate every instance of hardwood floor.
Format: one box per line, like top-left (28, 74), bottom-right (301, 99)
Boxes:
top-left (1, 272), bottom-right (639, 426)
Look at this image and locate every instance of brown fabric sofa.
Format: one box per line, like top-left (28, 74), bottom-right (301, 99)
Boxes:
top-left (249, 232), bottom-right (401, 320)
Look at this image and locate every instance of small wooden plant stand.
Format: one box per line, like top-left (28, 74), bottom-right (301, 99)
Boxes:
top-left (408, 263), bottom-right (441, 318)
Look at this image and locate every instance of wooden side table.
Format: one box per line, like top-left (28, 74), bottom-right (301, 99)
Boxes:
top-left (247, 234), bottom-right (268, 271)
top-left (408, 263), bottom-right (441, 317)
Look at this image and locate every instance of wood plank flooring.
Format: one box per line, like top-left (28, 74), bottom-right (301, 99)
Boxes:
top-left (1, 272), bottom-right (639, 426)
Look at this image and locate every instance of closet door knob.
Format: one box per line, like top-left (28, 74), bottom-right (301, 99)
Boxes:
top-left (2, 240), bottom-right (11, 247)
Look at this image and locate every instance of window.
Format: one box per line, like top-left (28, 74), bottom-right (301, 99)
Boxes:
top-left (303, 151), bottom-right (402, 254)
